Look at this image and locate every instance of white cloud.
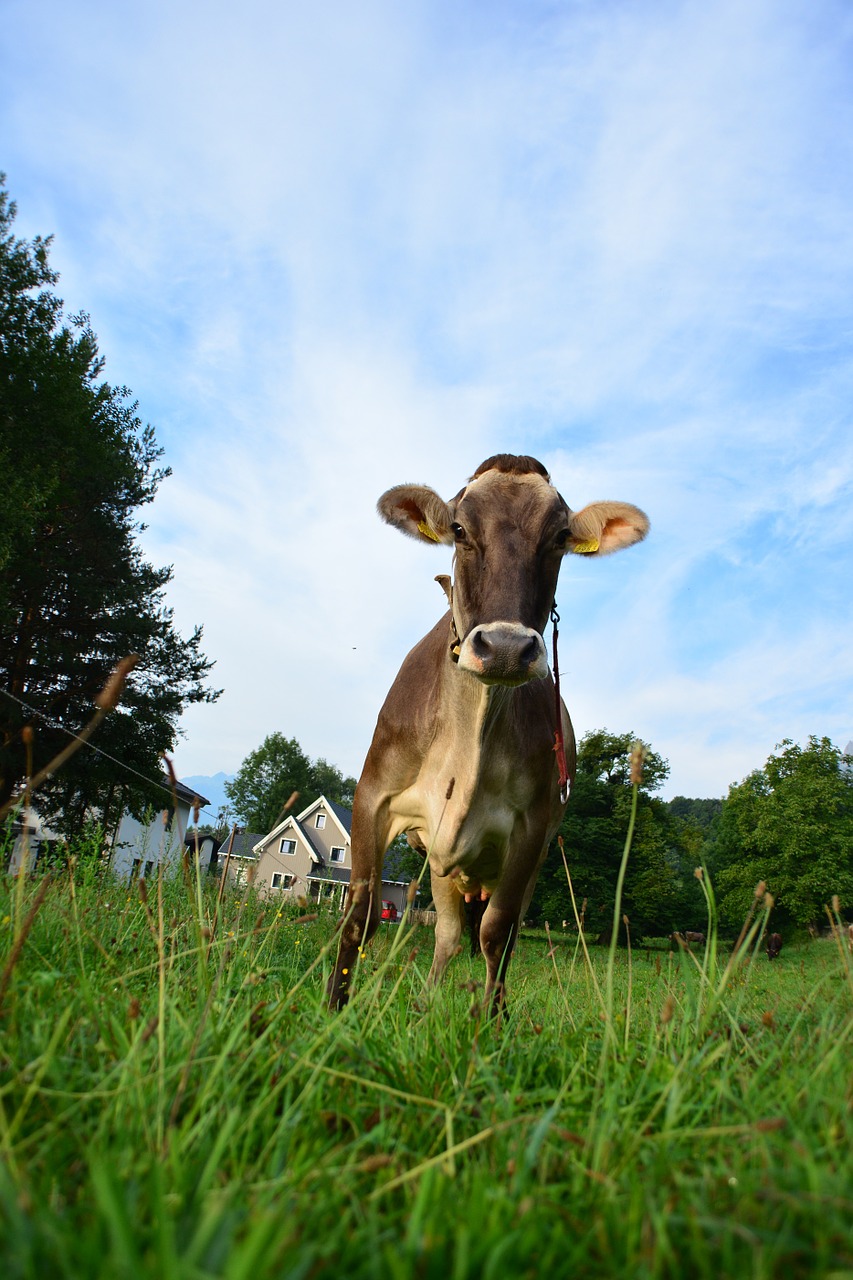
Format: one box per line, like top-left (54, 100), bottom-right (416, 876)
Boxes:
top-left (2, 0), bottom-right (851, 798)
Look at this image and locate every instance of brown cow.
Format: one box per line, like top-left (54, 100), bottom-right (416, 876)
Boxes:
top-left (670, 930), bottom-right (705, 950)
top-left (766, 932), bottom-right (783, 960)
top-left (327, 454), bottom-right (649, 1013)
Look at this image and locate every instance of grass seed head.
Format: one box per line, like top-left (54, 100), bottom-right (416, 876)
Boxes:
top-left (95, 654), bottom-right (139, 710)
top-left (660, 993), bottom-right (675, 1025)
top-left (629, 741), bottom-right (646, 786)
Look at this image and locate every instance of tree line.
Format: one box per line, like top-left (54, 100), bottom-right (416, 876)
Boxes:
top-left (221, 727), bottom-right (851, 939)
top-left (530, 730), bottom-right (851, 940)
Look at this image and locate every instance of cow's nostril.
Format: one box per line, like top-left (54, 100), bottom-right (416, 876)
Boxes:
top-left (470, 629), bottom-right (493, 662)
top-left (520, 635), bottom-right (539, 667)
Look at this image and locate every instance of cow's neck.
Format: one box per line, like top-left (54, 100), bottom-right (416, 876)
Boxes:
top-left (436, 627), bottom-right (522, 785)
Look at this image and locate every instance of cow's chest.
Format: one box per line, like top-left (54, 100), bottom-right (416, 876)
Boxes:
top-left (389, 696), bottom-right (551, 884)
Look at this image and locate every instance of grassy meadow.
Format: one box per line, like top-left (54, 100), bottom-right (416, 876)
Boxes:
top-left (1, 855), bottom-right (852, 1279)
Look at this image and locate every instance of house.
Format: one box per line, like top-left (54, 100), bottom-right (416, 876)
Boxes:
top-left (246, 794), bottom-right (414, 916)
top-left (4, 779), bottom-right (214, 882)
top-left (4, 805), bottom-right (63, 875)
top-left (215, 827), bottom-right (267, 886)
top-left (110, 779), bottom-right (212, 882)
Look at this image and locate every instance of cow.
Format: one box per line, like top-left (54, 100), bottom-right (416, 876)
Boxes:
top-left (671, 930), bottom-right (705, 951)
top-left (766, 932), bottom-right (783, 960)
top-left (327, 454), bottom-right (649, 1014)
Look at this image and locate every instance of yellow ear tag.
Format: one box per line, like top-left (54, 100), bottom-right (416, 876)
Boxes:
top-left (572, 537), bottom-right (600, 555)
top-left (417, 520), bottom-right (440, 542)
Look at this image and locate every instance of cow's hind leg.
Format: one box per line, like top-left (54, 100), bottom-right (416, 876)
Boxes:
top-left (479, 903), bottom-right (519, 1018)
top-left (427, 873), bottom-right (465, 984)
top-left (464, 894), bottom-right (488, 957)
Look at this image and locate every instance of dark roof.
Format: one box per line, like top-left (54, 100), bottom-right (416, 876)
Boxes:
top-left (307, 866), bottom-right (351, 885)
top-left (219, 830), bottom-right (265, 860)
top-left (183, 833), bottom-right (223, 853)
top-left (325, 799), bottom-right (353, 835)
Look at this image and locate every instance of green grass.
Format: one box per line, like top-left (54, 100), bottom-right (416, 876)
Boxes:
top-left (1, 860), bottom-right (852, 1279)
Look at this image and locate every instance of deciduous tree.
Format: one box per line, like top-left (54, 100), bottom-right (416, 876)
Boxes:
top-left (715, 737), bottom-right (852, 929)
top-left (224, 733), bottom-right (357, 833)
top-left (530, 730), bottom-right (696, 940)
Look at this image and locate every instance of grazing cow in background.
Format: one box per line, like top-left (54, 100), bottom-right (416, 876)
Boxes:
top-left (328, 454), bottom-right (649, 1013)
top-left (670, 931), bottom-right (705, 951)
top-left (766, 932), bottom-right (783, 960)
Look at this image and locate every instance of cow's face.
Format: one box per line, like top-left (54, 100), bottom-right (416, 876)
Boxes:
top-left (378, 455), bottom-right (649, 687)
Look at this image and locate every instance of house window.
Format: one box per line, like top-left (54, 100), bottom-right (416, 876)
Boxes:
top-left (330, 846), bottom-right (345, 863)
top-left (271, 872), bottom-right (283, 889)
top-left (143, 860), bottom-right (155, 879)
top-left (314, 814), bottom-right (326, 829)
top-left (279, 838), bottom-right (297, 855)
top-left (273, 872), bottom-right (295, 890)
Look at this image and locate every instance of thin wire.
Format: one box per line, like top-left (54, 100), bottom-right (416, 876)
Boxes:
top-left (0, 685), bottom-right (222, 822)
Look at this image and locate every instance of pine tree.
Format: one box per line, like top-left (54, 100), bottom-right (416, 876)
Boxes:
top-left (0, 177), bottom-right (219, 832)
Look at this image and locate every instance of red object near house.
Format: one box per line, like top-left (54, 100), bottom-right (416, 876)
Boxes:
top-left (381, 900), bottom-right (398, 921)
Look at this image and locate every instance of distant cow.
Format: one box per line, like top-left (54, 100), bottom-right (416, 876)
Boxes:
top-left (766, 932), bottom-right (783, 960)
top-left (328, 454), bottom-right (648, 1013)
top-left (670, 931), bottom-right (705, 950)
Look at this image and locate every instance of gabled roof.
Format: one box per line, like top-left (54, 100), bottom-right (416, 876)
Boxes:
top-left (255, 795), bottom-right (353, 855)
top-left (254, 814), bottom-right (325, 864)
top-left (295, 795), bottom-right (352, 840)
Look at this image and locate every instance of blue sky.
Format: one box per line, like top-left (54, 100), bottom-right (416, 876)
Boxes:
top-left (2, 0), bottom-right (851, 799)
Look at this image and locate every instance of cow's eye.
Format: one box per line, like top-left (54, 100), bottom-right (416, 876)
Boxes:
top-left (554, 528), bottom-right (572, 549)
top-left (451, 522), bottom-right (467, 542)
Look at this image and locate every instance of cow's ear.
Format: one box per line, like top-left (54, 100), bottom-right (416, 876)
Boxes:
top-left (566, 501), bottom-right (649, 556)
top-left (377, 484), bottom-right (455, 545)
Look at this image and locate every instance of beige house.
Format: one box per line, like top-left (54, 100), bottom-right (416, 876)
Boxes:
top-left (247, 794), bottom-right (412, 916)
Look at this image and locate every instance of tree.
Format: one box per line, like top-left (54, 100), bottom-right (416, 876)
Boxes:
top-left (0, 177), bottom-right (219, 832)
top-left (714, 737), bottom-right (853, 929)
top-left (530, 729), bottom-right (698, 940)
top-left (225, 733), bottom-right (357, 833)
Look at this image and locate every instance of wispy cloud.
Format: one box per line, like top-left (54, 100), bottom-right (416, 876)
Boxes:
top-left (2, 0), bottom-right (851, 797)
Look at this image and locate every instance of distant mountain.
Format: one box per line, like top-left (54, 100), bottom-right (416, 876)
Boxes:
top-left (180, 772), bottom-right (234, 821)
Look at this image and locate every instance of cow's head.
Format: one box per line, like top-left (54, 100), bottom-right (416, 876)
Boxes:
top-left (379, 454), bottom-right (649, 686)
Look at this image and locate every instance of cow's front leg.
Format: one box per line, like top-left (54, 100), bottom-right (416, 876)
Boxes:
top-left (327, 876), bottom-right (380, 1009)
top-left (327, 792), bottom-right (388, 1010)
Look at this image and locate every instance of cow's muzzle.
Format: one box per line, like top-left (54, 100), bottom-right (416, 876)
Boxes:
top-left (457, 622), bottom-right (549, 685)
